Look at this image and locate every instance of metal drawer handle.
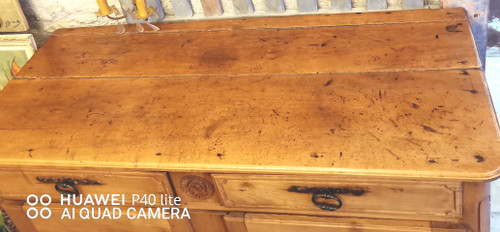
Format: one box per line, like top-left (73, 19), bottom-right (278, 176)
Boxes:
top-left (288, 186), bottom-right (365, 212)
top-left (36, 176), bottom-right (102, 197)
top-left (312, 192), bottom-right (342, 211)
top-left (55, 180), bottom-right (79, 197)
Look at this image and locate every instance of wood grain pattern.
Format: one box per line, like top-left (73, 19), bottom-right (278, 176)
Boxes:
top-left (224, 212), bottom-right (247, 232)
top-left (170, 173), bottom-right (221, 204)
top-left (189, 210), bottom-right (228, 232)
top-left (462, 182), bottom-right (490, 232)
top-left (25, 204), bottom-right (174, 232)
top-left (0, 200), bottom-right (37, 232)
top-left (212, 174), bottom-right (461, 218)
top-left (1, 69), bottom-right (499, 181)
top-left (18, 20), bottom-right (477, 79)
top-left (245, 214), bottom-right (464, 232)
top-left (200, 0), bottom-right (223, 16)
top-left (0, 168), bottom-right (171, 205)
top-left (44, 8), bottom-right (467, 37)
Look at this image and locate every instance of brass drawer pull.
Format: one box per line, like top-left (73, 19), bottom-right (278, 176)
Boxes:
top-left (288, 186), bottom-right (365, 212)
top-left (55, 180), bottom-right (79, 197)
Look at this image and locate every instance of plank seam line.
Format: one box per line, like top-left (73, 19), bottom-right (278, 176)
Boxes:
top-left (50, 19), bottom-right (467, 37)
top-left (14, 68), bottom-right (482, 81)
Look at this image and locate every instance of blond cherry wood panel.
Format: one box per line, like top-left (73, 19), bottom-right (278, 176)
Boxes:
top-left (189, 210), bottom-right (228, 232)
top-left (0, 169), bottom-right (170, 205)
top-left (23, 204), bottom-right (174, 232)
top-left (0, 70), bottom-right (499, 180)
top-left (49, 8), bottom-right (466, 36)
top-left (244, 214), bottom-right (466, 232)
top-left (0, 200), bottom-right (37, 232)
top-left (212, 174), bottom-right (461, 218)
top-left (224, 212), bottom-right (247, 232)
top-left (17, 10), bottom-right (477, 79)
top-left (169, 172), bottom-right (221, 204)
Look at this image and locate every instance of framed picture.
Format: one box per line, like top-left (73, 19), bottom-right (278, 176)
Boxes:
top-left (0, 34), bottom-right (36, 90)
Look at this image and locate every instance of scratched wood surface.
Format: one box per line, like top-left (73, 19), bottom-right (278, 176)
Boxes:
top-left (17, 9), bottom-right (476, 79)
top-left (1, 69), bottom-right (499, 181)
top-left (47, 8), bottom-right (467, 36)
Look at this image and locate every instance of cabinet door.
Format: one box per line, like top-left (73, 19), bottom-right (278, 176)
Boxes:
top-left (244, 214), bottom-right (466, 232)
top-left (1, 200), bottom-right (193, 232)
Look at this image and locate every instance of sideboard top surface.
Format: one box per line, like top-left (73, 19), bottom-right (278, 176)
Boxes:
top-left (1, 8), bottom-right (499, 181)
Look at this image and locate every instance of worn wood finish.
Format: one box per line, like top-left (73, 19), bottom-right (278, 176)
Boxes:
top-left (462, 182), bottom-right (490, 232)
top-left (213, 174), bottom-right (461, 218)
top-left (442, 0), bottom-right (489, 67)
top-left (224, 212), bottom-right (247, 232)
top-left (0, 168), bottom-right (170, 205)
top-left (189, 210), bottom-right (228, 232)
top-left (0, 8), bottom-right (496, 232)
top-left (44, 8), bottom-right (467, 37)
top-left (244, 214), bottom-right (466, 232)
top-left (24, 204), bottom-right (174, 232)
top-left (17, 11), bottom-right (476, 79)
top-left (1, 69), bottom-right (499, 180)
top-left (0, 200), bottom-right (37, 232)
top-left (169, 172), bottom-right (221, 204)
top-left (200, 0), bottom-right (224, 16)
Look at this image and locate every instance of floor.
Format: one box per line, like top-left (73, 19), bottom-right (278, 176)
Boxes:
top-left (486, 57), bottom-right (500, 231)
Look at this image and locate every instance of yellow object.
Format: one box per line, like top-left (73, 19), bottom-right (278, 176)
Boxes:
top-left (96, 0), bottom-right (112, 16)
top-left (135, 0), bottom-right (154, 20)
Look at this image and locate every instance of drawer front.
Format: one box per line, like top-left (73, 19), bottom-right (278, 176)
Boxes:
top-left (0, 169), bottom-right (170, 205)
top-left (245, 214), bottom-right (466, 232)
top-left (212, 174), bottom-right (462, 218)
top-left (24, 204), bottom-right (173, 232)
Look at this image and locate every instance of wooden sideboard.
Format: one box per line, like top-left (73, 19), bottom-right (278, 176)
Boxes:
top-left (0, 8), bottom-right (498, 232)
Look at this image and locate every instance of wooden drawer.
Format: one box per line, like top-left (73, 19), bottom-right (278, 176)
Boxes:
top-left (26, 203), bottom-right (173, 232)
top-left (212, 174), bottom-right (462, 218)
top-left (0, 169), bottom-right (170, 205)
top-left (244, 214), bottom-right (466, 232)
